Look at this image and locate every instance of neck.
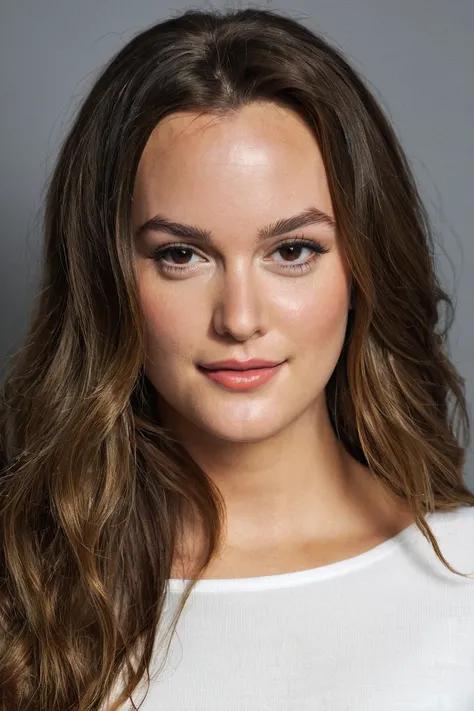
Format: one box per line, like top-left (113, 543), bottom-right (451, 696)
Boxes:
top-left (158, 393), bottom-right (405, 552)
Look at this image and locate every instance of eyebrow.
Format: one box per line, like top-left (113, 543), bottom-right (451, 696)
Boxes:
top-left (134, 206), bottom-right (336, 244)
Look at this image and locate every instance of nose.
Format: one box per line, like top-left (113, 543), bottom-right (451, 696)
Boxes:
top-left (212, 266), bottom-right (266, 342)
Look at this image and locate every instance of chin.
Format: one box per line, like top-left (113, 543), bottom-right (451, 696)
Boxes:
top-left (155, 389), bottom-right (292, 443)
top-left (197, 413), bottom-right (287, 444)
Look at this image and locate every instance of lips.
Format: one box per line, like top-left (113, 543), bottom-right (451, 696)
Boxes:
top-left (199, 358), bottom-right (284, 371)
top-left (198, 362), bottom-right (285, 391)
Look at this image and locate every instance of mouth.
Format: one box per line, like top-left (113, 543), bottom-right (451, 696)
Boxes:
top-left (197, 362), bottom-right (285, 391)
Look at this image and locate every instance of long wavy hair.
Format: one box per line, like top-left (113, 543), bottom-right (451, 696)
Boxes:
top-left (0, 6), bottom-right (472, 710)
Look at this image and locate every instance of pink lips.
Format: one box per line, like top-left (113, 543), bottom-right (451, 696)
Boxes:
top-left (198, 362), bottom-right (285, 391)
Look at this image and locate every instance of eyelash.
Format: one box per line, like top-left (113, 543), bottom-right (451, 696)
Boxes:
top-left (151, 236), bottom-right (330, 275)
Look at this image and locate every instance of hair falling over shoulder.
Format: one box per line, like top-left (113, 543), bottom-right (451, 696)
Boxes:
top-left (0, 7), bottom-right (472, 710)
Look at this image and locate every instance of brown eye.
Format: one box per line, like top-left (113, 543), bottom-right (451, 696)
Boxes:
top-left (267, 236), bottom-right (330, 274)
top-left (151, 244), bottom-right (206, 272)
top-left (160, 247), bottom-right (194, 265)
top-left (151, 236), bottom-right (330, 276)
top-left (276, 244), bottom-right (305, 261)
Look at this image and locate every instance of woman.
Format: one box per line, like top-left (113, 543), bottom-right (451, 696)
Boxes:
top-left (0, 6), bottom-right (473, 711)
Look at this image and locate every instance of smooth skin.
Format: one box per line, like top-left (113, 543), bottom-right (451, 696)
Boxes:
top-left (132, 102), bottom-right (415, 578)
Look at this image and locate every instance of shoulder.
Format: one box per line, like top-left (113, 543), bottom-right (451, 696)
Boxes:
top-left (424, 504), bottom-right (474, 577)
top-left (429, 504), bottom-right (474, 537)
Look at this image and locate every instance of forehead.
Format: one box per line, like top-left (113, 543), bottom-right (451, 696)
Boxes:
top-left (132, 103), bottom-right (334, 235)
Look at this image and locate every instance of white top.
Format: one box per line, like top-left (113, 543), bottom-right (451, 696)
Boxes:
top-left (122, 505), bottom-right (474, 710)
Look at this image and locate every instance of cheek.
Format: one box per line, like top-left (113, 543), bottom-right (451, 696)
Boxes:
top-left (140, 288), bottom-right (200, 362)
top-left (275, 277), bottom-right (349, 349)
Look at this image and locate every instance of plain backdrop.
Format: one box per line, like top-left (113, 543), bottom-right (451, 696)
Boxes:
top-left (1, 0), bottom-right (473, 487)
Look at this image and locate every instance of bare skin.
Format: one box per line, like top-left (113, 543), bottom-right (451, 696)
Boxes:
top-left (170, 457), bottom-right (415, 580)
top-left (132, 101), bottom-right (415, 580)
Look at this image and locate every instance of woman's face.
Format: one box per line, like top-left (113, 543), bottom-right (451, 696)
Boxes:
top-left (132, 102), bottom-right (352, 443)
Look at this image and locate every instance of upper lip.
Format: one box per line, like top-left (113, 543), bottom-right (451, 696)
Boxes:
top-left (199, 358), bottom-right (285, 371)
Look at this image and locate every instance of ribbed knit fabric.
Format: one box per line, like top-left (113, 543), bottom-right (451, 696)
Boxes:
top-left (122, 505), bottom-right (474, 710)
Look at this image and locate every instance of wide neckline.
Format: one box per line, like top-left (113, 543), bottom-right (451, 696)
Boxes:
top-left (167, 512), bottom-right (436, 593)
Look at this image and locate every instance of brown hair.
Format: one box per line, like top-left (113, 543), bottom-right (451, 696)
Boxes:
top-left (0, 7), bottom-right (472, 710)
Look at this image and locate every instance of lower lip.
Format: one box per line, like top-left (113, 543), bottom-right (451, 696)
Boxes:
top-left (198, 363), bottom-right (285, 391)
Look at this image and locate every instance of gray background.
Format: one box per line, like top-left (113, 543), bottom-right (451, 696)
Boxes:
top-left (1, 0), bottom-right (473, 487)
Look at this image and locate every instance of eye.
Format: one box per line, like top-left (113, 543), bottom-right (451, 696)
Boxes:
top-left (265, 236), bottom-right (330, 274)
top-left (151, 235), bottom-right (330, 276)
top-left (151, 245), bottom-right (204, 273)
